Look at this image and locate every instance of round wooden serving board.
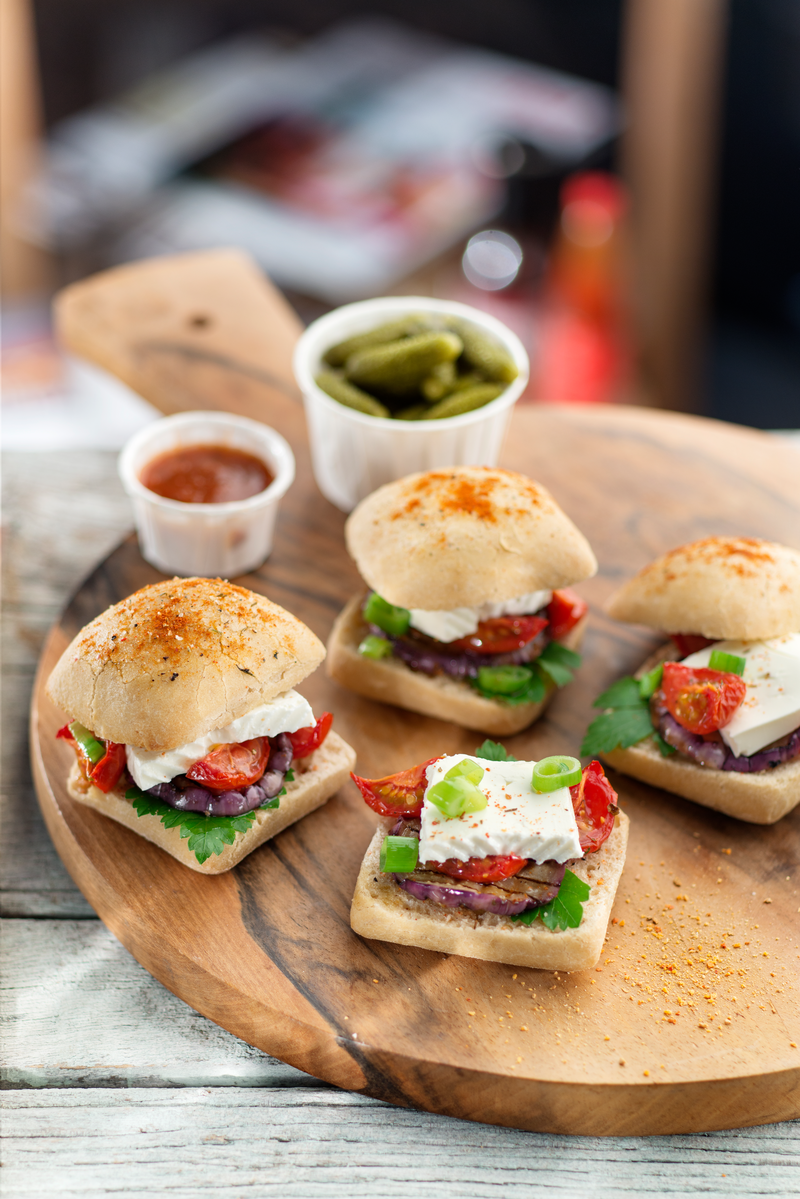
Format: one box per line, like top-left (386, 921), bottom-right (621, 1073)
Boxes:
top-left (32, 403), bottom-right (800, 1136)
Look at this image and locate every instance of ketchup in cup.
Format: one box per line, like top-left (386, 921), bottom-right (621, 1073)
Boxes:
top-left (139, 445), bottom-right (273, 504)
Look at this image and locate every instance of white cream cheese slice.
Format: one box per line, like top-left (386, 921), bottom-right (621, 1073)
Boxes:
top-left (408, 590), bottom-right (552, 642)
top-left (419, 754), bottom-right (582, 865)
top-left (126, 689), bottom-right (314, 791)
top-left (681, 634), bottom-right (800, 756)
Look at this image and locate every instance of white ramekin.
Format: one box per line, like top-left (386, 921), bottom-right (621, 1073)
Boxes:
top-left (293, 296), bottom-right (529, 512)
top-left (118, 411), bottom-right (295, 577)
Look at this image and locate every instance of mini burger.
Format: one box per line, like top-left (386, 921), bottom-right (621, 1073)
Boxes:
top-left (46, 577), bottom-right (356, 872)
top-left (327, 467), bottom-right (597, 735)
top-left (349, 742), bottom-right (628, 972)
top-left (583, 537), bottom-right (800, 824)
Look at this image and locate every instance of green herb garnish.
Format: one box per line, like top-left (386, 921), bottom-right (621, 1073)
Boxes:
top-left (127, 784), bottom-right (285, 864)
top-left (474, 739), bottom-right (517, 762)
top-left (471, 645), bottom-right (581, 707)
top-left (581, 673), bottom-right (675, 758)
top-left (511, 869), bottom-right (591, 930)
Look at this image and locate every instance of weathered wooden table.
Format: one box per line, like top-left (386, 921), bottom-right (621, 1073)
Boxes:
top-left (2, 447), bottom-right (799, 1197)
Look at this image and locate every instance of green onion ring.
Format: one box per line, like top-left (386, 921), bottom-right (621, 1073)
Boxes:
top-left (531, 755), bottom-right (582, 792)
top-left (708, 649), bottom-right (746, 676)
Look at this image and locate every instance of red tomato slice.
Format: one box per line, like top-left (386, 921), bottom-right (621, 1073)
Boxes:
top-left (56, 724), bottom-right (75, 743)
top-left (287, 712), bottom-right (333, 760)
top-left (662, 663), bottom-right (746, 735)
top-left (424, 854), bottom-right (528, 883)
top-left (570, 760), bottom-right (618, 854)
top-left (670, 633), bottom-right (715, 657)
top-left (448, 614), bottom-right (548, 654)
top-left (89, 742), bottom-right (126, 793)
top-left (351, 758), bottom-right (441, 819)
top-left (186, 737), bottom-right (270, 792)
top-left (547, 588), bottom-right (588, 641)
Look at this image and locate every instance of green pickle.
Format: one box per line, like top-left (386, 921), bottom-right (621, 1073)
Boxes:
top-left (345, 332), bottom-right (463, 395)
top-left (421, 382), bottom-right (503, 420)
top-left (323, 316), bottom-right (431, 367)
top-left (451, 320), bottom-right (519, 384)
top-left (395, 403), bottom-right (429, 421)
top-left (420, 360), bottom-right (457, 401)
top-left (314, 371), bottom-right (390, 418)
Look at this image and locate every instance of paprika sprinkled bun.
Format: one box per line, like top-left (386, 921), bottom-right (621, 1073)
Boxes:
top-left (605, 537), bottom-right (800, 641)
top-left (344, 467), bottom-right (597, 611)
top-left (46, 577), bottom-right (325, 753)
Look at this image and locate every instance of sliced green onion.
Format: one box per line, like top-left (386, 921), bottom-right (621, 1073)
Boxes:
top-left (69, 721), bottom-right (105, 765)
top-left (708, 649), bottom-right (746, 676)
top-left (380, 834), bottom-right (419, 873)
top-left (638, 663), bottom-right (664, 698)
top-left (358, 634), bottom-right (392, 660)
top-left (531, 755), bottom-right (582, 792)
top-left (445, 758), bottom-right (485, 786)
top-left (427, 776), bottom-right (487, 819)
top-left (475, 664), bottom-right (532, 695)
top-left (362, 592), bottom-right (411, 636)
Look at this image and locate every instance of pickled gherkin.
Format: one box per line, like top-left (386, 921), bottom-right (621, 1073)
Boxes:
top-left (421, 382), bottom-right (504, 420)
top-left (450, 320), bottom-right (518, 384)
top-left (345, 332), bottom-right (463, 395)
top-left (420, 360), bottom-right (457, 401)
top-left (315, 371), bottom-right (390, 418)
top-left (323, 316), bottom-right (431, 367)
top-left (395, 403), bottom-right (429, 421)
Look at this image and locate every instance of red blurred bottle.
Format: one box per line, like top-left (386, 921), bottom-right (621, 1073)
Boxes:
top-left (534, 172), bottom-right (632, 405)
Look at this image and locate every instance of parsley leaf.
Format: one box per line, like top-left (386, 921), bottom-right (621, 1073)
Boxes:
top-left (592, 676), bottom-right (645, 710)
top-left (581, 705), bottom-right (655, 756)
top-left (127, 787), bottom-right (257, 865)
top-left (652, 731), bottom-right (676, 757)
top-left (474, 739), bottom-right (517, 762)
top-left (537, 642), bottom-right (581, 688)
top-left (511, 869), bottom-right (591, 930)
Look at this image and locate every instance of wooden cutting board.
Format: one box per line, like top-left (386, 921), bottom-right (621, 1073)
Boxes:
top-left (33, 254), bottom-right (800, 1135)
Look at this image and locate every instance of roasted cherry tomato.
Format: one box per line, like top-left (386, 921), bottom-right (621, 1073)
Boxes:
top-left (662, 663), bottom-right (746, 735)
top-left (570, 760), bottom-right (618, 854)
top-left (669, 633), bottom-right (715, 657)
top-left (287, 712), bottom-right (333, 760)
top-left (546, 588), bottom-right (588, 641)
top-left (351, 758), bottom-right (441, 819)
top-left (448, 615), bottom-right (548, 655)
top-left (424, 854), bottom-right (527, 883)
top-left (186, 737), bottom-right (270, 792)
top-left (56, 725), bottom-right (126, 793)
top-left (90, 742), bottom-right (126, 793)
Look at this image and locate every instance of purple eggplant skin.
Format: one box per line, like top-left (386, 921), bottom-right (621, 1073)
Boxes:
top-left (396, 874), bottom-right (534, 917)
top-left (144, 731), bottom-right (294, 816)
top-left (651, 696), bottom-right (800, 773)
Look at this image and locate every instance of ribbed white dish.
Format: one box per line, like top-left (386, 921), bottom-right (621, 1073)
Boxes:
top-left (118, 411), bottom-right (295, 577)
top-left (293, 296), bottom-right (529, 512)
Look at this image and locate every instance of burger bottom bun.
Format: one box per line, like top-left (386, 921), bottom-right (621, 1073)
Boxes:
top-left (602, 740), bottom-right (800, 825)
top-left (350, 811), bottom-right (628, 973)
top-left (326, 595), bottom-right (586, 735)
top-left (67, 731), bottom-right (356, 873)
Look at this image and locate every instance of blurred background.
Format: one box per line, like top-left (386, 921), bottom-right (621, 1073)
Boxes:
top-left (2, 0), bottom-right (799, 446)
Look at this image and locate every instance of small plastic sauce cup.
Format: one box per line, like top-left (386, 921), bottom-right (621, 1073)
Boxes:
top-left (293, 296), bottom-right (529, 512)
top-left (119, 411), bottom-right (295, 577)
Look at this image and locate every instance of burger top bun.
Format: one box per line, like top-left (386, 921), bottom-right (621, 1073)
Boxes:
top-left (605, 536), bottom-right (800, 641)
top-left (47, 577), bottom-right (325, 752)
top-left (344, 467), bottom-right (597, 610)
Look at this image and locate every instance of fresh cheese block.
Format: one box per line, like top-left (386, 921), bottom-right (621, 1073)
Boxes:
top-left (126, 689), bottom-right (313, 790)
top-left (419, 754), bottom-right (582, 866)
top-left (682, 633), bottom-right (800, 757)
top-left (408, 590), bottom-right (552, 641)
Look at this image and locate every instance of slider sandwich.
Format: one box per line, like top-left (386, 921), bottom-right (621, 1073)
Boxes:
top-left (327, 467), bottom-right (597, 734)
top-left (583, 537), bottom-right (800, 823)
top-left (47, 577), bottom-right (356, 872)
top-left (350, 742), bottom-right (628, 971)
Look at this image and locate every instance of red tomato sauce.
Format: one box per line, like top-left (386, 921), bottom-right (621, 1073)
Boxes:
top-left (140, 445), bottom-right (273, 504)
